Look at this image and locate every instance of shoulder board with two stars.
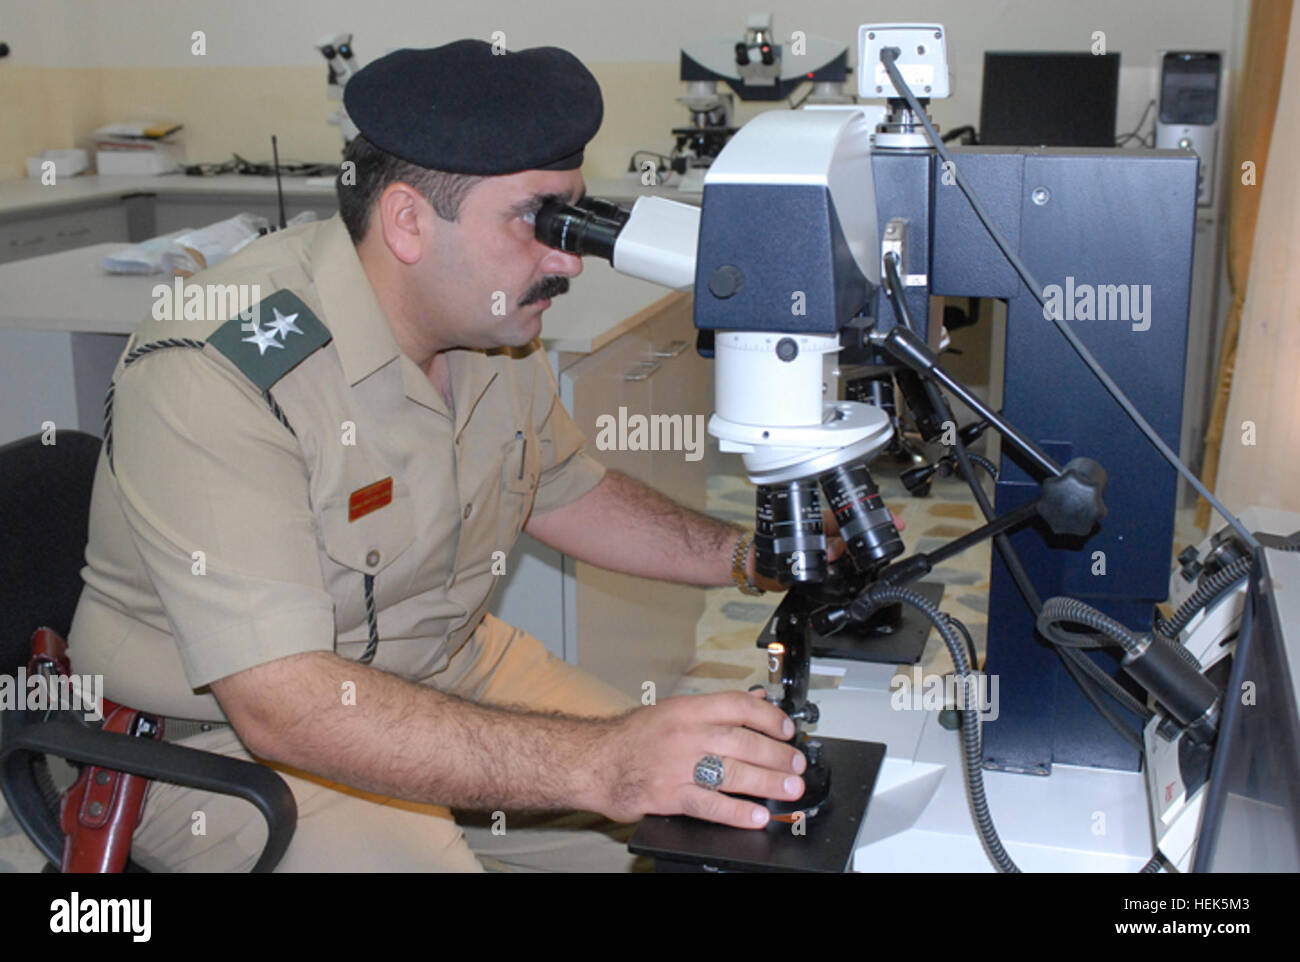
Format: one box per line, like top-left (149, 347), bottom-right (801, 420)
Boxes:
top-left (206, 289), bottom-right (332, 392)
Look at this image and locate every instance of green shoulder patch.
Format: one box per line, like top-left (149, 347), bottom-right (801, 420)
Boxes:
top-left (207, 289), bottom-right (332, 392)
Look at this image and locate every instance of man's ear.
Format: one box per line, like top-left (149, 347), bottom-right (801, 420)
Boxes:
top-left (375, 182), bottom-right (432, 266)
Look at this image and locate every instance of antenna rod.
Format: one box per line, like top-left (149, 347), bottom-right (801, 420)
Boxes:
top-left (271, 134), bottom-right (287, 229)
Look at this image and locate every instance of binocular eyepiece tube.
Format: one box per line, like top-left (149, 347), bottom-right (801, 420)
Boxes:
top-left (534, 197), bottom-right (631, 262)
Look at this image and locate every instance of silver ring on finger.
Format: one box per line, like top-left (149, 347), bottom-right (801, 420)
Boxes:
top-left (693, 754), bottom-right (725, 790)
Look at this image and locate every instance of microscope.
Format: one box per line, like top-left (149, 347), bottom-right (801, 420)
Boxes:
top-left (537, 25), bottom-right (1256, 870)
top-left (315, 32), bottom-right (360, 147)
top-left (540, 103), bottom-right (894, 822)
top-left (669, 14), bottom-right (852, 191)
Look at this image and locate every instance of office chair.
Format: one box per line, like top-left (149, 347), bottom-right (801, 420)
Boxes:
top-left (0, 430), bottom-right (297, 872)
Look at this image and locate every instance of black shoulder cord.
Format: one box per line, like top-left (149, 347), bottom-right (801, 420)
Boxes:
top-left (360, 576), bottom-right (379, 664)
top-left (104, 338), bottom-right (204, 474)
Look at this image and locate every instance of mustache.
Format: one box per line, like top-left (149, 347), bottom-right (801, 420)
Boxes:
top-left (519, 275), bottom-right (570, 307)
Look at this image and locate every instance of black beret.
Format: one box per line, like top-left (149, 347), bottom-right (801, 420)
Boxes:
top-left (344, 39), bottom-right (603, 175)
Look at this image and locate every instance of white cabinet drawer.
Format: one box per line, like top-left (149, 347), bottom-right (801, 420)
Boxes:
top-left (0, 202), bottom-right (128, 264)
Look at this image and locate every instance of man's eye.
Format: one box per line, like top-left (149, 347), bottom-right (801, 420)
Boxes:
top-left (521, 208), bottom-right (538, 226)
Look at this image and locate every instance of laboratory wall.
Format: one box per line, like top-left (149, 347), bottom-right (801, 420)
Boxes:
top-left (0, 0), bottom-right (1249, 179)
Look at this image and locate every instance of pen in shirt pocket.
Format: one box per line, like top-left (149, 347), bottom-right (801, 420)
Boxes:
top-left (516, 430), bottom-right (526, 480)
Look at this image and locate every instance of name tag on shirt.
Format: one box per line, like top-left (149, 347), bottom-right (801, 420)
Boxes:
top-left (349, 477), bottom-right (394, 521)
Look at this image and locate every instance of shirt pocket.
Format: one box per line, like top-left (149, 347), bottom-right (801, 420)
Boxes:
top-left (500, 425), bottom-right (541, 536)
top-left (317, 478), bottom-right (416, 577)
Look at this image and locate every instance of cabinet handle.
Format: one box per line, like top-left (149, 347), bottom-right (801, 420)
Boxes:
top-left (651, 339), bottom-right (688, 358)
top-left (623, 360), bottom-right (661, 381)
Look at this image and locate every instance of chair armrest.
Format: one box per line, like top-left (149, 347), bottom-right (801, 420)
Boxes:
top-left (1, 717), bottom-right (296, 872)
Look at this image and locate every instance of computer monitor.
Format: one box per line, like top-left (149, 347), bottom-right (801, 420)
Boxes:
top-left (979, 52), bottom-right (1120, 147)
top-left (1193, 547), bottom-right (1300, 871)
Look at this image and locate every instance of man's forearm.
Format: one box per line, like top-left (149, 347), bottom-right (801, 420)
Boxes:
top-left (214, 651), bottom-right (616, 813)
top-left (526, 470), bottom-right (743, 586)
top-left (215, 648), bottom-right (810, 831)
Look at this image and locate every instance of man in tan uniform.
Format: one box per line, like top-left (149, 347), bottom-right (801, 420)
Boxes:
top-left (67, 40), bottom-right (816, 871)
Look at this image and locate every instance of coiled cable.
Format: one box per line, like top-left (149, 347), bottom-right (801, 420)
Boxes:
top-left (852, 584), bottom-right (1020, 873)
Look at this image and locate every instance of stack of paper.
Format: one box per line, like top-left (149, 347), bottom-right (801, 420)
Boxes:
top-left (93, 122), bottom-right (184, 176)
top-left (100, 212), bottom-right (317, 275)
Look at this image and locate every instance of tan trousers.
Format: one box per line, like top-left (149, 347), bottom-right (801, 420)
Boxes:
top-left (129, 615), bottom-right (644, 872)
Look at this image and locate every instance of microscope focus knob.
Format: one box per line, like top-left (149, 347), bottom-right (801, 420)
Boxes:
top-left (708, 264), bottom-right (744, 299)
top-left (789, 703), bottom-right (820, 724)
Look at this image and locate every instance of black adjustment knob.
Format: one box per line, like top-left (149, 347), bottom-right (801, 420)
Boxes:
top-left (1038, 457), bottom-right (1107, 537)
top-left (708, 264), bottom-right (744, 299)
top-left (790, 703), bottom-right (819, 724)
top-left (901, 462), bottom-right (938, 495)
top-left (735, 42), bottom-right (750, 66)
top-left (1177, 545), bottom-right (1203, 583)
top-left (775, 337), bottom-right (799, 362)
top-left (0, 42), bottom-right (10, 58)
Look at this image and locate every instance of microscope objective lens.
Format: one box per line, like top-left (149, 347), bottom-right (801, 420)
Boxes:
top-left (820, 461), bottom-right (905, 573)
top-left (755, 480), bottom-right (828, 584)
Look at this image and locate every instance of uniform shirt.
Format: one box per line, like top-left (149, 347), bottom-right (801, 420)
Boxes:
top-left (68, 214), bottom-right (606, 722)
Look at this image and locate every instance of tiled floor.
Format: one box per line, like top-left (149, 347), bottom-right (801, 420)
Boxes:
top-left (0, 451), bottom-right (1210, 872)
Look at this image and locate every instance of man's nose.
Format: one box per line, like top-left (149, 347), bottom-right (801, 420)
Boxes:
top-left (540, 245), bottom-right (584, 278)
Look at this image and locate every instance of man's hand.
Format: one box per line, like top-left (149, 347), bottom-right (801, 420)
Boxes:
top-left (591, 690), bottom-right (805, 828)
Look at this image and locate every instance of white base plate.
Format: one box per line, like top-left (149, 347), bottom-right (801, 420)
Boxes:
top-left (810, 664), bottom-right (1156, 872)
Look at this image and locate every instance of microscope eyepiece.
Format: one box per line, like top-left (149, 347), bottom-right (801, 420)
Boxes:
top-left (534, 197), bottom-right (631, 262)
top-left (580, 197), bottom-right (632, 226)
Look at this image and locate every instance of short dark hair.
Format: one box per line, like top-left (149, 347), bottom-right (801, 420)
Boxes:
top-left (336, 135), bottom-right (485, 243)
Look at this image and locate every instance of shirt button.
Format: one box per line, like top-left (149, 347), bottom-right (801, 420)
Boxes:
top-left (463, 503), bottom-right (473, 519)
top-left (366, 549), bottom-right (381, 567)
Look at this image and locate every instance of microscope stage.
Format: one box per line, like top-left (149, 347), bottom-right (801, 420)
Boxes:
top-left (628, 737), bottom-right (886, 872)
